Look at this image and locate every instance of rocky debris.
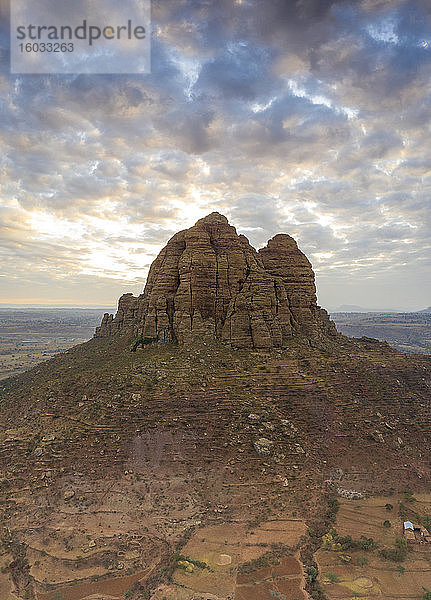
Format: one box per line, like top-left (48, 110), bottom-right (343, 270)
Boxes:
top-left (64, 490), bottom-right (75, 501)
top-left (247, 413), bottom-right (261, 424)
top-left (337, 487), bottom-right (363, 499)
top-left (95, 212), bottom-right (338, 349)
top-left (370, 431), bottom-right (385, 443)
top-left (254, 438), bottom-right (274, 456)
top-left (2, 534), bottom-right (35, 600)
top-left (294, 443), bottom-right (305, 454)
top-left (280, 419), bottom-right (299, 436)
top-left (262, 421), bottom-right (275, 431)
top-left (330, 468), bottom-right (344, 482)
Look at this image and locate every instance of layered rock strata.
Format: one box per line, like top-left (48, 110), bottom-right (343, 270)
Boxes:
top-left (96, 212), bottom-right (336, 348)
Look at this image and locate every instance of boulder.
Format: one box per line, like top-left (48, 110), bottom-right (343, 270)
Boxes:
top-left (248, 413), bottom-right (261, 424)
top-left (64, 490), bottom-right (75, 501)
top-left (254, 438), bottom-right (274, 456)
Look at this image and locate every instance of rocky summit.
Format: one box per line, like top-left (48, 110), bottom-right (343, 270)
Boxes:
top-left (96, 212), bottom-right (336, 348)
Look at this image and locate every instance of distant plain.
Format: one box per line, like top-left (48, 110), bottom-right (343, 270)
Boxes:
top-left (331, 312), bottom-right (431, 355)
top-left (0, 307), bottom-right (114, 380)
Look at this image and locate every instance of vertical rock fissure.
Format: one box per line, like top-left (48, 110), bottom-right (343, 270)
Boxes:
top-left (167, 268), bottom-right (181, 342)
top-left (215, 246), bottom-right (220, 335)
top-left (273, 281), bottom-right (279, 315)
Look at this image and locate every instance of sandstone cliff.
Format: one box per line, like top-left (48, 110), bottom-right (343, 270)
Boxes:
top-left (95, 212), bottom-right (337, 348)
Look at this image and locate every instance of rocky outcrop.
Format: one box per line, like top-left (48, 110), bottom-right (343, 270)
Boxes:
top-left (259, 234), bottom-right (337, 338)
top-left (95, 212), bottom-right (337, 348)
top-left (98, 293), bottom-right (140, 337)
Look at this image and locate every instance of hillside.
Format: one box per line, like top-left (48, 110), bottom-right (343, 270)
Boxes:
top-left (0, 214), bottom-right (430, 600)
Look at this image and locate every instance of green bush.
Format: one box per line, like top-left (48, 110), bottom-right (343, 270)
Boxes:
top-left (396, 537), bottom-right (407, 551)
top-left (379, 537), bottom-right (407, 562)
top-left (383, 520), bottom-right (391, 528)
top-left (327, 495), bottom-right (340, 522)
top-left (385, 503), bottom-right (394, 511)
top-left (399, 502), bottom-right (408, 518)
top-left (174, 553), bottom-right (213, 573)
top-left (404, 490), bottom-right (417, 503)
top-left (238, 544), bottom-right (289, 574)
top-left (421, 515), bottom-right (431, 529)
top-left (325, 572), bottom-right (339, 583)
top-left (329, 530), bottom-right (377, 552)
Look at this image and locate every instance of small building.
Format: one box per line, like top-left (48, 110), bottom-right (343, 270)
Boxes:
top-left (403, 521), bottom-right (431, 545)
top-left (403, 522), bottom-right (416, 545)
top-left (419, 526), bottom-right (431, 543)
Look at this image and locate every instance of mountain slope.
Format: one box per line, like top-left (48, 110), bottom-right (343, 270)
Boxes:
top-left (0, 214), bottom-right (430, 600)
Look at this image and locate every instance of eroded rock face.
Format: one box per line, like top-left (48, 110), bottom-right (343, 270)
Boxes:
top-left (95, 212), bottom-right (337, 348)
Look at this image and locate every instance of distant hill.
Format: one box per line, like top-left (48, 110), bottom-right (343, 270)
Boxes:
top-left (334, 304), bottom-right (402, 313)
top-left (332, 311), bottom-right (431, 354)
top-left (333, 305), bottom-right (430, 314)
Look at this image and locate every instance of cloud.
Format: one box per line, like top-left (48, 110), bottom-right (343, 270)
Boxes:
top-left (0, 0), bottom-right (430, 308)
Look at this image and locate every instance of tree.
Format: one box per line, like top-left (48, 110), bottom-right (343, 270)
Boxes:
top-left (306, 566), bottom-right (318, 583)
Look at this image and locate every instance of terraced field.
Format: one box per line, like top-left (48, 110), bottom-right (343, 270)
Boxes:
top-left (316, 493), bottom-right (431, 599)
top-left (152, 520), bottom-right (307, 599)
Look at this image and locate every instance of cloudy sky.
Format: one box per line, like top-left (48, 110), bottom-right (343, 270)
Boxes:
top-left (1, 0), bottom-right (430, 310)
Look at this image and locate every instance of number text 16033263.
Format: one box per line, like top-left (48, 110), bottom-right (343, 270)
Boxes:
top-left (19, 42), bottom-right (74, 52)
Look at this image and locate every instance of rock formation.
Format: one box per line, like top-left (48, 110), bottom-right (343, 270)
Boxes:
top-left (95, 212), bottom-right (337, 348)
